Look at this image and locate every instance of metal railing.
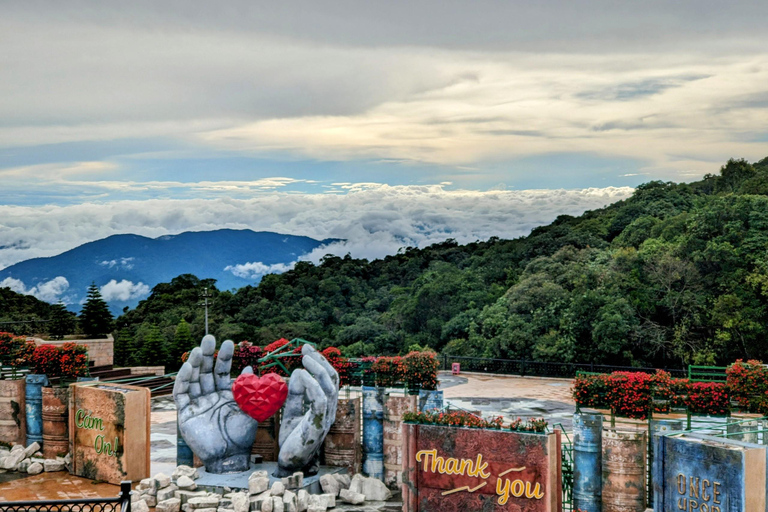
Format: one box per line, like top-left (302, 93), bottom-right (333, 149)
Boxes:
top-left (442, 355), bottom-right (687, 379)
top-left (0, 481), bottom-right (132, 512)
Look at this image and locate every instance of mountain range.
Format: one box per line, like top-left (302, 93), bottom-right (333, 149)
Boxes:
top-left (0, 229), bottom-right (338, 314)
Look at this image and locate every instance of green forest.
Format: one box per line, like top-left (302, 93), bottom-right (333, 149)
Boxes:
top-left (4, 156), bottom-right (768, 371)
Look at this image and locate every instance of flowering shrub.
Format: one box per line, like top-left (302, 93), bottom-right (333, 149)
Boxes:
top-left (0, 332), bottom-right (35, 368)
top-left (572, 373), bottom-right (610, 408)
top-left (403, 410), bottom-right (505, 429)
top-left (371, 356), bottom-right (405, 387)
top-left (31, 344), bottom-right (61, 376)
top-left (605, 372), bottom-right (654, 419)
top-left (322, 347), bottom-right (355, 386)
top-left (574, 369), bottom-right (731, 419)
top-left (509, 417), bottom-right (548, 433)
top-left (232, 341), bottom-right (264, 373)
top-left (727, 360), bottom-right (768, 413)
top-left (264, 338), bottom-right (290, 353)
top-left (403, 351), bottom-right (440, 391)
top-left (686, 382), bottom-right (729, 416)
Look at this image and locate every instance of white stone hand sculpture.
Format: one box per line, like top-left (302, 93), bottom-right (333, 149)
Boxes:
top-left (275, 344), bottom-right (339, 477)
top-left (173, 335), bottom-right (258, 473)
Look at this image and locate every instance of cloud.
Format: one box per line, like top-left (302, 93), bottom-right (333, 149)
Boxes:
top-left (0, 185), bottom-right (634, 269)
top-left (100, 257), bottom-right (135, 270)
top-left (99, 279), bottom-right (150, 302)
top-left (225, 261), bottom-right (296, 280)
top-left (0, 276), bottom-right (69, 303)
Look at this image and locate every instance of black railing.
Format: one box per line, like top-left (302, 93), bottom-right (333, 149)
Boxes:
top-left (0, 481), bottom-right (131, 512)
top-left (442, 355), bottom-right (686, 379)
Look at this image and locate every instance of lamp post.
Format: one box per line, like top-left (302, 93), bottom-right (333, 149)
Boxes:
top-left (199, 287), bottom-right (212, 335)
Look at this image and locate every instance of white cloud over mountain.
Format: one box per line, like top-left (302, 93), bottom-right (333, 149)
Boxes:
top-left (0, 184), bottom-right (634, 270)
top-left (0, 276), bottom-right (70, 303)
top-left (99, 279), bottom-right (150, 302)
top-left (225, 262), bottom-right (296, 279)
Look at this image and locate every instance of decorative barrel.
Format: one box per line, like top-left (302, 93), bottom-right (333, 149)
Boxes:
top-left (602, 429), bottom-right (647, 512)
top-left (25, 374), bottom-right (48, 447)
top-left (252, 412), bottom-right (280, 461)
top-left (649, 419), bottom-right (683, 508)
top-left (0, 378), bottom-right (26, 446)
top-left (726, 418), bottom-right (760, 445)
top-left (383, 394), bottom-right (417, 489)
top-left (573, 412), bottom-right (603, 512)
top-left (362, 385), bottom-right (385, 480)
top-left (417, 389), bottom-right (443, 412)
top-left (323, 397), bottom-right (361, 474)
top-left (42, 386), bottom-right (70, 458)
top-left (177, 421), bottom-right (193, 467)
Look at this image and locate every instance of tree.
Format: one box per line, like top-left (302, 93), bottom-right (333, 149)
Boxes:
top-left (48, 302), bottom-right (76, 340)
top-left (139, 324), bottom-right (170, 368)
top-left (79, 283), bottom-right (114, 338)
top-left (170, 319), bottom-right (195, 370)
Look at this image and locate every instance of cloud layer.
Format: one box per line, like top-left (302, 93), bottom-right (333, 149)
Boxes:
top-left (99, 279), bottom-right (150, 302)
top-left (0, 184), bottom-right (634, 270)
top-left (0, 276), bottom-right (70, 303)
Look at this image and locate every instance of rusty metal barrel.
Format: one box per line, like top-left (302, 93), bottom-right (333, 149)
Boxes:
top-left (42, 386), bottom-right (70, 458)
top-left (252, 411), bottom-right (280, 461)
top-left (573, 412), bottom-right (603, 512)
top-left (0, 378), bottom-right (26, 446)
top-left (323, 397), bottom-right (361, 475)
top-left (602, 429), bottom-right (647, 512)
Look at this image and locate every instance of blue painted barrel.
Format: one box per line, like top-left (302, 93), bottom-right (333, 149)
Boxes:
top-left (418, 389), bottom-right (443, 412)
top-left (650, 419), bottom-right (683, 508)
top-left (177, 420), bottom-right (194, 467)
top-left (25, 374), bottom-right (48, 447)
top-left (362, 385), bottom-right (385, 480)
top-left (573, 412), bottom-right (603, 512)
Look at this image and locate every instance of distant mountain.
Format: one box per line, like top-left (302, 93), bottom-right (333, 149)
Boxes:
top-left (0, 229), bottom-right (339, 314)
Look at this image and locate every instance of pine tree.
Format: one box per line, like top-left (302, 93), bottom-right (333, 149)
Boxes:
top-left (114, 326), bottom-right (133, 366)
top-left (79, 283), bottom-right (114, 338)
top-left (48, 302), bottom-right (75, 340)
top-left (171, 319), bottom-right (195, 371)
top-left (139, 323), bottom-right (170, 368)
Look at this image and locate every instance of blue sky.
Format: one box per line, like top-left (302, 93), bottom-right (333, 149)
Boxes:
top-left (1, 0), bottom-right (767, 275)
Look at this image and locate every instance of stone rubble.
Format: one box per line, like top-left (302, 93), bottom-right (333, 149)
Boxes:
top-left (144, 466), bottom-right (401, 512)
top-left (0, 444), bottom-right (71, 474)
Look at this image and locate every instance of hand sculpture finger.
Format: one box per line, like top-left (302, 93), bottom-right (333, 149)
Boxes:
top-left (187, 347), bottom-right (203, 399)
top-left (214, 340), bottom-right (235, 391)
top-left (199, 334), bottom-right (217, 395)
top-left (173, 361), bottom-right (193, 412)
top-left (277, 369), bottom-right (328, 475)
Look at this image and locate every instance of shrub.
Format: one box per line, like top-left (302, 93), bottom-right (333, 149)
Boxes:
top-left (572, 373), bottom-right (610, 408)
top-left (403, 410), bottom-right (505, 429)
top-left (371, 356), bottom-right (405, 387)
top-left (686, 382), bottom-right (729, 416)
top-left (403, 351), bottom-right (439, 391)
top-left (726, 360), bottom-right (768, 413)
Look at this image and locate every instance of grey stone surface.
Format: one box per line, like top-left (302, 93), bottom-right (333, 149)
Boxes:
top-left (174, 465), bottom-right (200, 480)
top-left (318, 474), bottom-right (339, 496)
top-left (231, 492), bottom-right (249, 512)
top-left (348, 474), bottom-right (364, 495)
top-left (23, 442), bottom-right (40, 458)
top-left (142, 495), bottom-right (158, 507)
top-left (339, 489), bottom-right (365, 505)
top-left (188, 496), bottom-right (221, 509)
top-left (282, 490), bottom-right (297, 512)
top-left (44, 459), bottom-right (66, 472)
top-left (249, 477), bottom-right (269, 495)
top-left (281, 472), bottom-right (303, 490)
top-left (3, 449), bottom-right (25, 470)
top-left (175, 490), bottom-right (208, 504)
top-left (361, 477), bottom-right (392, 501)
top-left (27, 461), bottom-right (43, 475)
top-left (156, 472), bottom-right (172, 488)
top-left (158, 484), bottom-right (179, 501)
top-left (260, 496), bottom-right (273, 512)
top-left (296, 490), bottom-right (308, 512)
top-left (157, 498), bottom-right (182, 512)
top-left (133, 499), bottom-right (150, 512)
top-left (272, 497), bottom-right (284, 512)
top-left (269, 481), bottom-right (285, 496)
top-left (178, 475), bottom-right (198, 490)
top-left (332, 473), bottom-right (350, 489)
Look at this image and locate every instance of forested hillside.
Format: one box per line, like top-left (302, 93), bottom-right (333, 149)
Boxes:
top-left (114, 156), bottom-right (768, 370)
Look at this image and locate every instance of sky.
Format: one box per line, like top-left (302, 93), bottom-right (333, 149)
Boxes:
top-left (1, 1), bottom-right (768, 286)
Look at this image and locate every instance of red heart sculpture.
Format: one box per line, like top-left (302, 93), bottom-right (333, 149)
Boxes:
top-left (232, 373), bottom-right (288, 422)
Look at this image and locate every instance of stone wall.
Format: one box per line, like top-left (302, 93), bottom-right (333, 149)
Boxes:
top-left (129, 366), bottom-right (165, 376)
top-left (33, 335), bottom-right (113, 367)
